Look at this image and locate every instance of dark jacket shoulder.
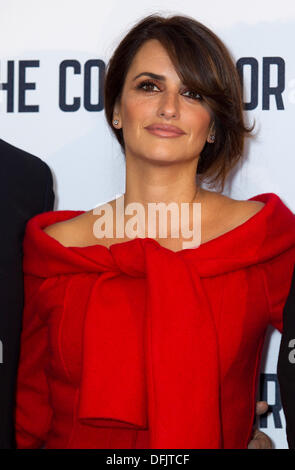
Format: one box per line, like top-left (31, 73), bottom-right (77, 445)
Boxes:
top-left (0, 138), bottom-right (55, 215)
top-left (0, 139), bottom-right (54, 449)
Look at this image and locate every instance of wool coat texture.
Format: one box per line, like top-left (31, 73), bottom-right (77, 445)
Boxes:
top-left (14, 192), bottom-right (295, 449)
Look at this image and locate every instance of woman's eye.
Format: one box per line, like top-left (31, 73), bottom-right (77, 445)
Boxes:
top-left (136, 81), bottom-right (203, 101)
top-left (182, 90), bottom-right (203, 101)
top-left (137, 81), bottom-right (159, 92)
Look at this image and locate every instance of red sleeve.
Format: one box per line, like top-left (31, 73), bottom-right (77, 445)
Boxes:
top-left (262, 248), bottom-right (295, 333)
top-left (14, 274), bottom-right (53, 449)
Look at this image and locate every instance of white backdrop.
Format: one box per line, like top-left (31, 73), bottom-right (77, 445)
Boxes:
top-left (0, 0), bottom-right (294, 449)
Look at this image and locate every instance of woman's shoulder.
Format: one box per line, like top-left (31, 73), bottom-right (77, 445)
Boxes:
top-left (201, 189), bottom-right (266, 229)
top-left (43, 211), bottom-right (90, 248)
top-left (205, 189), bottom-right (265, 210)
top-left (225, 195), bottom-right (266, 222)
top-left (24, 207), bottom-right (112, 277)
top-left (43, 193), bottom-right (266, 248)
top-left (43, 200), bottom-right (116, 248)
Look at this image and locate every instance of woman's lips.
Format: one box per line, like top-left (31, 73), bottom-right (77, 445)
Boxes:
top-left (145, 127), bottom-right (185, 138)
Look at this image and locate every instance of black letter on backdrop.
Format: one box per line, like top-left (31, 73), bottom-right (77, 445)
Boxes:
top-left (0, 61), bottom-right (14, 112)
top-left (236, 57), bottom-right (259, 110)
top-left (59, 60), bottom-right (81, 111)
top-left (260, 373), bottom-right (283, 428)
top-left (84, 59), bottom-right (105, 111)
top-left (18, 60), bottom-right (39, 112)
top-left (263, 57), bottom-right (285, 110)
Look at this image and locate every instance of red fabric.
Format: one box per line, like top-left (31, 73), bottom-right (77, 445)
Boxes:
top-left (14, 192), bottom-right (295, 449)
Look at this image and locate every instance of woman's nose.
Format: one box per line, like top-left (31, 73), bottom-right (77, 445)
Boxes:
top-left (157, 92), bottom-right (179, 119)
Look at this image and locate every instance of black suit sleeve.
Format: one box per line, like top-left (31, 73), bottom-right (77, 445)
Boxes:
top-left (42, 163), bottom-right (55, 212)
top-left (0, 140), bottom-right (55, 449)
top-left (277, 264), bottom-right (295, 449)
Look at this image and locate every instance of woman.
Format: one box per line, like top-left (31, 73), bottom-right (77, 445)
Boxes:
top-left (14, 14), bottom-right (295, 449)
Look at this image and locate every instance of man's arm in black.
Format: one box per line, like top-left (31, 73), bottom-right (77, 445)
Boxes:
top-left (277, 264), bottom-right (295, 449)
top-left (0, 140), bottom-right (55, 448)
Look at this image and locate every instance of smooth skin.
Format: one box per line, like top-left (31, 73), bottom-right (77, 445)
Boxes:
top-left (45, 39), bottom-right (265, 251)
top-left (44, 39), bottom-right (271, 447)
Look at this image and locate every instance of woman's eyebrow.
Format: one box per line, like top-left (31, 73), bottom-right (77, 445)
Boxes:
top-left (132, 72), bottom-right (166, 81)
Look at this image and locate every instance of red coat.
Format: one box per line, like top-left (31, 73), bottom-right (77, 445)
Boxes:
top-left (14, 192), bottom-right (295, 449)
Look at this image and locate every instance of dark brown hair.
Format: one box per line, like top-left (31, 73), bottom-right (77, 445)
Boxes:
top-left (104, 13), bottom-right (253, 192)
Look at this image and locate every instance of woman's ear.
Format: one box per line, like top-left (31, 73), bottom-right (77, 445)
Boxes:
top-left (207, 121), bottom-right (216, 144)
top-left (112, 99), bottom-right (122, 129)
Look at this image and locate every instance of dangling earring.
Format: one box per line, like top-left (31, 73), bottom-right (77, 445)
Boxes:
top-left (113, 119), bottom-right (119, 126)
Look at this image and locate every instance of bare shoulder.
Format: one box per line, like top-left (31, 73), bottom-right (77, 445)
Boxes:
top-left (227, 197), bottom-right (265, 218)
top-left (202, 189), bottom-right (266, 226)
top-left (43, 200), bottom-right (116, 247)
top-left (43, 213), bottom-right (88, 247)
top-left (218, 194), bottom-right (265, 225)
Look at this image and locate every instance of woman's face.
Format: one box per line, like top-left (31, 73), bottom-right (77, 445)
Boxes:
top-left (113, 39), bottom-right (214, 164)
